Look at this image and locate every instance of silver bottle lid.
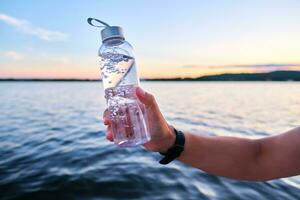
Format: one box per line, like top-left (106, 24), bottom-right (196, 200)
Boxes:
top-left (87, 18), bottom-right (125, 42)
top-left (101, 26), bottom-right (124, 42)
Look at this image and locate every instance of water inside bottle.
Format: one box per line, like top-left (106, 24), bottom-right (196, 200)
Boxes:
top-left (101, 51), bottom-right (150, 147)
top-left (100, 51), bottom-right (138, 88)
top-left (105, 85), bottom-right (149, 146)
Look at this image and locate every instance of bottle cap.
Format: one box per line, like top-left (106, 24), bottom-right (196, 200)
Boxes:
top-left (101, 26), bottom-right (124, 42)
top-left (87, 18), bottom-right (125, 42)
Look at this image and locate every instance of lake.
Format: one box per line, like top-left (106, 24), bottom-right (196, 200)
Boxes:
top-left (0, 81), bottom-right (299, 200)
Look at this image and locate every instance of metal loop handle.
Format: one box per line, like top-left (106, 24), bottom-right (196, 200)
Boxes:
top-left (87, 18), bottom-right (110, 28)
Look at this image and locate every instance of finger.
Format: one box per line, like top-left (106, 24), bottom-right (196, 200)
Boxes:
top-left (104, 117), bottom-right (111, 125)
top-left (106, 126), bottom-right (113, 142)
top-left (103, 109), bottom-right (111, 125)
top-left (138, 101), bottom-right (146, 115)
top-left (103, 108), bottom-right (109, 119)
top-left (136, 87), bottom-right (167, 131)
top-left (136, 87), bottom-right (158, 109)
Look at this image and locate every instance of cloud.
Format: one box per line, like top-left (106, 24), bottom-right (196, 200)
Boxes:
top-left (181, 64), bottom-right (205, 69)
top-left (4, 51), bottom-right (24, 60)
top-left (0, 13), bottom-right (67, 41)
top-left (229, 64), bottom-right (298, 69)
top-left (182, 63), bottom-right (300, 69)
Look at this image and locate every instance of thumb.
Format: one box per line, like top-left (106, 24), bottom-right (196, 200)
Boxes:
top-left (136, 87), bottom-right (157, 109)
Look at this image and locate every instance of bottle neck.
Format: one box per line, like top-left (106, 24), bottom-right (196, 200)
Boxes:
top-left (103, 37), bottom-right (125, 46)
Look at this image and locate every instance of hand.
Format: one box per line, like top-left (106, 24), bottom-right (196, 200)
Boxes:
top-left (103, 87), bottom-right (175, 152)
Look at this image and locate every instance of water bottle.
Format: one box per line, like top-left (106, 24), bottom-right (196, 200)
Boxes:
top-left (87, 18), bottom-right (150, 147)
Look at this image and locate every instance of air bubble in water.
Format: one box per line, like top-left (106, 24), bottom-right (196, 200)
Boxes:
top-left (100, 51), bottom-right (135, 87)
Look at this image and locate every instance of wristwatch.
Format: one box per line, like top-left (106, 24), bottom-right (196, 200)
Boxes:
top-left (159, 127), bottom-right (185, 165)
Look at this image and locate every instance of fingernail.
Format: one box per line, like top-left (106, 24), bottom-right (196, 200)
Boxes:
top-left (136, 87), bottom-right (146, 98)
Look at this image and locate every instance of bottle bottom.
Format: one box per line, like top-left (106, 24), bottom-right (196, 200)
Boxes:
top-left (115, 136), bottom-right (151, 147)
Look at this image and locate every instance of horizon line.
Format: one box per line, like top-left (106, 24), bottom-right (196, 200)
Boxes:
top-left (0, 70), bottom-right (299, 81)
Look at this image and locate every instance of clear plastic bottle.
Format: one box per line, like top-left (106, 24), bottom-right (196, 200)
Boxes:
top-left (88, 18), bottom-right (150, 147)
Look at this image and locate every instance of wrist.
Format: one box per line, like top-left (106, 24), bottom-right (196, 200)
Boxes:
top-left (158, 127), bottom-right (185, 165)
top-left (157, 125), bottom-right (176, 153)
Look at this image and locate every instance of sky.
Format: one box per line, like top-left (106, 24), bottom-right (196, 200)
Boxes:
top-left (0, 0), bottom-right (300, 79)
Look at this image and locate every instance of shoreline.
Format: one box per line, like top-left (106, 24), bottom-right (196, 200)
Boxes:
top-left (0, 79), bottom-right (299, 82)
top-left (1, 70), bottom-right (300, 82)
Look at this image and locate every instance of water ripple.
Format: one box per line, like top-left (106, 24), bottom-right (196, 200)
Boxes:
top-left (0, 82), bottom-right (299, 200)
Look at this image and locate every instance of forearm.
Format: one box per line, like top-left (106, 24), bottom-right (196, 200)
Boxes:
top-left (177, 132), bottom-right (262, 180)
top-left (105, 88), bottom-right (300, 180)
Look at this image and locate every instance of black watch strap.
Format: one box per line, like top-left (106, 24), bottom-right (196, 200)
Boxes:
top-left (159, 128), bottom-right (185, 165)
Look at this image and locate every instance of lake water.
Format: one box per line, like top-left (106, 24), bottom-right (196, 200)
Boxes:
top-left (0, 81), bottom-right (299, 200)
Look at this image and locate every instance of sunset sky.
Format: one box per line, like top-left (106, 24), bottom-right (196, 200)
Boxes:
top-left (1, 0), bottom-right (300, 79)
